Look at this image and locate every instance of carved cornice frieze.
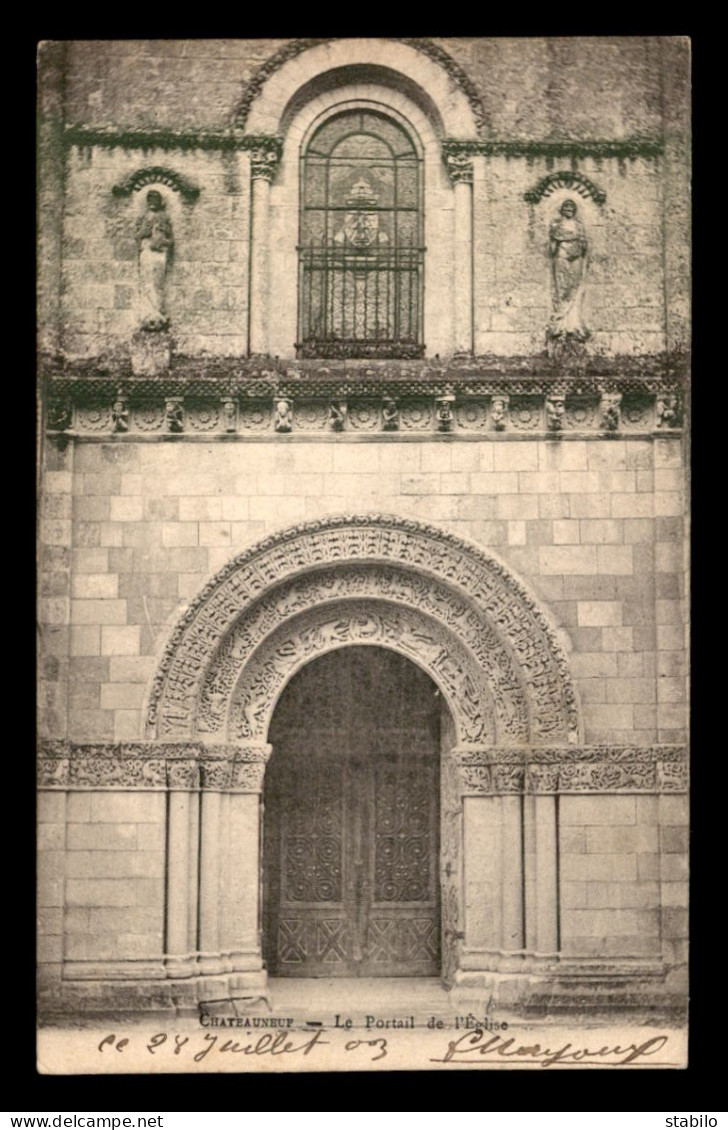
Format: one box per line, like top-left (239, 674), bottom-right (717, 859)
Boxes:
top-left (452, 745), bottom-right (688, 795)
top-left (442, 137), bottom-right (664, 163)
top-left (37, 741), bottom-right (272, 792)
top-left (64, 123), bottom-right (665, 164)
top-left (44, 370), bottom-right (686, 439)
top-left (64, 126), bottom-right (284, 159)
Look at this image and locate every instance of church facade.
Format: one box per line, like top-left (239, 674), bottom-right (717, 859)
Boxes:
top-left (37, 37), bottom-right (690, 1017)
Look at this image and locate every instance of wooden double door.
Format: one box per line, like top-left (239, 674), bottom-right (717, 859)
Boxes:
top-left (263, 647), bottom-right (441, 977)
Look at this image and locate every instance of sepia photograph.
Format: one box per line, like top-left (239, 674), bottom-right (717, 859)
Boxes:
top-left (36, 36), bottom-right (690, 1074)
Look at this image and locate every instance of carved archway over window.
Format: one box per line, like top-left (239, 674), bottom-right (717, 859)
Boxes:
top-left (146, 515), bottom-right (580, 746)
top-left (235, 38), bottom-right (484, 138)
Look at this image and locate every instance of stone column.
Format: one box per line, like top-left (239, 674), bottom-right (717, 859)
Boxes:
top-left (222, 747), bottom-right (272, 992)
top-left (534, 794), bottom-right (559, 954)
top-left (164, 759), bottom-right (199, 978)
top-left (462, 795), bottom-right (502, 955)
top-left (445, 153), bottom-right (474, 355)
top-left (500, 794), bottom-right (524, 955)
top-left (248, 145), bottom-right (280, 356)
top-left (452, 749), bottom-right (527, 978)
top-left (197, 756), bottom-right (230, 975)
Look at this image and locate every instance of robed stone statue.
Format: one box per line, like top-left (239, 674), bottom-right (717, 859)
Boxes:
top-left (135, 190), bottom-right (173, 332)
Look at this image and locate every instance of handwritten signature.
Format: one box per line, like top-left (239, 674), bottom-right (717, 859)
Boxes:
top-left (430, 1030), bottom-right (672, 1068)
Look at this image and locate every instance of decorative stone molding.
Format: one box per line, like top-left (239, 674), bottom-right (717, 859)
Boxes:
top-left (524, 170), bottom-right (607, 206)
top-left (44, 379), bottom-right (685, 439)
top-left (37, 741), bottom-right (272, 792)
top-left (147, 514), bottom-right (580, 746)
top-left (112, 167), bottom-right (201, 203)
top-left (63, 123), bottom-right (663, 162)
top-left (452, 745), bottom-right (688, 795)
top-left (44, 351), bottom-right (688, 389)
top-left (37, 741), bottom-right (687, 794)
top-left (442, 137), bottom-right (663, 162)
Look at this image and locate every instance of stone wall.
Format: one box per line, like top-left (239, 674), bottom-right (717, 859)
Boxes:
top-left (45, 36), bottom-right (689, 360)
top-left (37, 434), bottom-right (688, 747)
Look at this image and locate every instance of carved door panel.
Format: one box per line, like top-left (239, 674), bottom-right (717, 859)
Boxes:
top-left (263, 647), bottom-right (441, 977)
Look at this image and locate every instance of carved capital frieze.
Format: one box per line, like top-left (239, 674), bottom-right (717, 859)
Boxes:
top-left (36, 741), bottom-right (687, 795)
top-left (36, 741), bottom-right (270, 792)
top-left (450, 745), bottom-right (688, 795)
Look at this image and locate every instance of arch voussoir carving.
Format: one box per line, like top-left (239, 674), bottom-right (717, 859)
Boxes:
top-left (146, 516), bottom-right (580, 747)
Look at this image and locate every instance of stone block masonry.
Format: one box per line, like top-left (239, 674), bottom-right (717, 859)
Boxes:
top-left (41, 434), bottom-right (688, 749)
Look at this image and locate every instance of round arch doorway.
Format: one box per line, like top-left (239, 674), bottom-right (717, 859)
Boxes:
top-left (263, 646), bottom-right (445, 978)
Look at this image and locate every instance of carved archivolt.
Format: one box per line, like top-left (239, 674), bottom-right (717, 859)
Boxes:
top-left (146, 515), bottom-right (580, 747)
top-left (226, 600), bottom-right (499, 745)
top-left (198, 565), bottom-right (528, 744)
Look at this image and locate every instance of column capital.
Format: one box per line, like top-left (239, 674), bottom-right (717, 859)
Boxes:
top-left (444, 152), bottom-right (474, 184)
top-left (250, 146), bottom-right (281, 182)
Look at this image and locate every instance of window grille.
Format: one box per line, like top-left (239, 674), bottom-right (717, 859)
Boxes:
top-left (297, 109), bottom-right (425, 360)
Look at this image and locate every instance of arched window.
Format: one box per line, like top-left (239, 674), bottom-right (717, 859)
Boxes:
top-left (297, 108), bottom-right (424, 359)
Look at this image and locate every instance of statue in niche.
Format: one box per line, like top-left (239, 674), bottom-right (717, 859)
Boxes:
top-left (547, 198), bottom-right (589, 351)
top-left (135, 190), bottom-right (174, 332)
